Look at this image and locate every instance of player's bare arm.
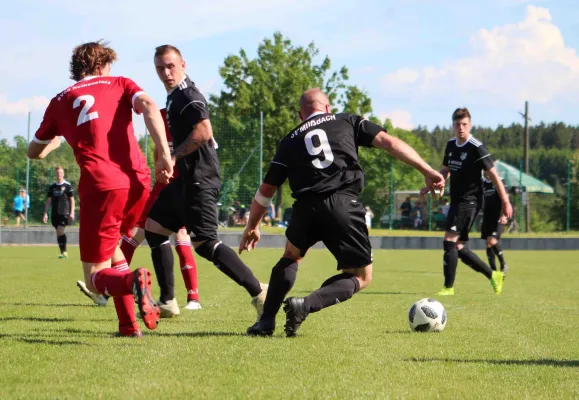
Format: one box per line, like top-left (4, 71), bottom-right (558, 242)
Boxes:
top-left (27, 137), bottom-right (61, 159)
top-left (69, 196), bottom-right (76, 222)
top-left (239, 183), bottom-right (277, 254)
top-left (134, 94), bottom-right (173, 182)
top-left (171, 119), bottom-right (213, 160)
top-left (372, 131), bottom-right (445, 193)
top-left (486, 166), bottom-right (513, 219)
top-left (43, 197), bottom-right (52, 224)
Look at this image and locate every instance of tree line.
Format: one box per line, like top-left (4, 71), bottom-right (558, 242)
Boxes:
top-left (1, 32), bottom-right (577, 231)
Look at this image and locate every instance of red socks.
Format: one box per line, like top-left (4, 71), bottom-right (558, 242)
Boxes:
top-left (175, 239), bottom-right (199, 302)
top-left (91, 260), bottom-right (139, 335)
top-left (120, 236), bottom-right (140, 265)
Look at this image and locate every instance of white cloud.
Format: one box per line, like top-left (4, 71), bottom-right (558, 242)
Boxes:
top-left (381, 6), bottom-right (579, 107)
top-left (380, 110), bottom-right (414, 130)
top-left (0, 95), bottom-right (50, 115)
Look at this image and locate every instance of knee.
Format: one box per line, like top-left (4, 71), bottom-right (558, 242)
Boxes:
top-left (195, 239), bottom-right (221, 261)
top-left (144, 230), bottom-right (170, 249)
top-left (353, 264), bottom-right (373, 291)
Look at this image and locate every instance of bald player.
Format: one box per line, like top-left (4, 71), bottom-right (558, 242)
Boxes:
top-left (240, 88), bottom-right (445, 337)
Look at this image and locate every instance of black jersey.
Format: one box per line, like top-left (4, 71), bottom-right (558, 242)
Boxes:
top-left (47, 181), bottom-right (74, 216)
top-left (483, 178), bottom-right (504, 214)
top-left (263, 112), bottom-right (383, 199)
top-left (443, 136), bottom-right (494, 204)
top-left (166, 76), bottom-right (220, 188)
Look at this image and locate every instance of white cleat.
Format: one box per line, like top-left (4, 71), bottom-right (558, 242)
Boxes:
top-left (76, 281), bottom-right (108, 306)
top-left (251, 283), bottom-right (269, 321)
top-left (184, 300), bottom-right (202, 310)
top-left (158, 298), bottom-right (181, 318)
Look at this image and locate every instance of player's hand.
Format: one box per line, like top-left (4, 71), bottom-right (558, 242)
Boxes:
top-left (155, 154), bottom-right (174, 184)
top-left (42, 213), bottom-right (48, 224)
top-left (501, 201), bottom-right (513, 220)
top-left (239, 228), bottom-right (261, 254)
top-left (69, 213), bottom-right (75, 223)
top-left (422, 169), bottom-right (445, 197)
top-left (498, 215), bottom-right (508, 225)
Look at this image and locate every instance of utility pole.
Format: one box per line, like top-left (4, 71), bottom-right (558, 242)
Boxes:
top-left (518, 101), bottom-right (531, 232)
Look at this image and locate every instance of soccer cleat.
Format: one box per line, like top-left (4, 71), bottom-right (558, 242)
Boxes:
top-left (76, 281), bottom-right (109, 306)
top-left (158, 298), bottom-right (180, 318)
top-left (490, 270), bottom-right (503, 294)
top-left (133, 268), bottom-right (160, 330)
top-left (184, 300), bottom-right (202, 311)
top-left (114, 331), bottom-right (143, 338)
top-left (58, 252), bottom-right (68, 259)
top-left (250, 283), bottom-right (269, 321)
top-left (283, 297), bottom-right (309, 337)
top-left (247, 317), bottom-right (275, 337)
top-left (436, 287), bottom-right (455, 296)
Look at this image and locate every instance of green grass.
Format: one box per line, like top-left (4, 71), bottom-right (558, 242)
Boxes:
top-left (0, 247), bottom-right (578, 399)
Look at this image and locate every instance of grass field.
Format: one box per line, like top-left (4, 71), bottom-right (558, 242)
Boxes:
top-left (0, 246), bottom-right (578, 399)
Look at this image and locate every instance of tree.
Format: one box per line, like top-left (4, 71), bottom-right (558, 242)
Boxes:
top-left (211, 32), bottom-right (353, 211)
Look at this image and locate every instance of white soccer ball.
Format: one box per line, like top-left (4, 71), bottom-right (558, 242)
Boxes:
top-left (408, 298), bottom-right (447, 332)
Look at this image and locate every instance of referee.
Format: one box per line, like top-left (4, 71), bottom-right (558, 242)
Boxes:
top-left (43, 165), bottom-right (75, 258)
top-left (423, 108), bottom-right (513, 295)
top-left (481, 174), bottom-right (509, 277)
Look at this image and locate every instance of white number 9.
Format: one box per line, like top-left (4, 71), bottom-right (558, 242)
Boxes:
top-left (304, 129), bottom-right (334, 169)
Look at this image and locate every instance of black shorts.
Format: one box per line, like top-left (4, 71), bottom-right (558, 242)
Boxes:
top-left (444, 202), bottom-right (480, 242)
top-left (286, 193), bottom-right (372, 269)
top-left (147, 180), bottom-right (219, 242)
top-left (481, 213), bottom-right (504, 239)
top-left (14, 210), bottom-right (24, 217)
top-left (51, 215), bottom-right (69, 228)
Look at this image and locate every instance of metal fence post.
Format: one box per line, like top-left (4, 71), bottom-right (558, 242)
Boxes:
top-left (428, 192), bottom-right (432, 231)
top-left (567, 160), bottom-right (572, 232)
top-left (25, 112), bottom-right (31, 228)
top-left (389, 163), bottom-right (394, 230)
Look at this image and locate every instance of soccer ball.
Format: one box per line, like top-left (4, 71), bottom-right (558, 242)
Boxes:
top-left (408, 298), bottom-right (447, 332)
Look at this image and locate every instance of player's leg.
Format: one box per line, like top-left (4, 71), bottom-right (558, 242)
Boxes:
top-left (80, 189), bottom-right (159, 335)
top-left (56, 224), bottom-right (68, 258)
top-left (486, 236), bottom-right (497, 271)
top-left (174, 227), bottom-right (201, 310)
top-left (120, 226), bottom-right (144, 265)
top-left (189, 188), bottom-right (265, 316)
top-left (283, 194), bottom-right (373, 337)
top-left (247, 240), bottom-right (303, 336)
top-left (490, 224), bottom-right (508, 277)
top-left (454, 206), bottom-right (502, 294)
top-left (439, 203), bottom-right (460, 295)
top-left (144, 182), bottom-right (183, 317)
top-left (15, 211), bottom-right (21, 227)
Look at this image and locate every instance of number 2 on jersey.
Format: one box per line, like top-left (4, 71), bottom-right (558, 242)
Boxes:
top-left (305, 129), bottom-right (334, 169)
top-left (73, 95), bottom-right (99, 126)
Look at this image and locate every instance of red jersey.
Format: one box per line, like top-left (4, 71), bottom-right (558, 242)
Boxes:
top-left (34, 76), bottom-right (150, 195)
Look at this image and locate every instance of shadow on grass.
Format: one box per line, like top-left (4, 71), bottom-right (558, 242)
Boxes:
top-left (0, 317), bottom-right (74, 322)
top-left (146, 331), bottom-right (244, 338)
top-left (291, 290), bottom-right (420, 296)
top-left (9, 302), bottom-right (97, 308)
top-left (0, 333), bottom-right (89, 346)
top-left (406, 357), bottom-right (579, 368)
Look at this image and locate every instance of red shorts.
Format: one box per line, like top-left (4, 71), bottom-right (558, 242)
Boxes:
top-left (136, 182), bottom-right (167, 229)
top-left (79, 184), bottom-right (149, 263)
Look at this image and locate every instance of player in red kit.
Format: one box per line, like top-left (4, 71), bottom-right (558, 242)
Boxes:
top-left (79, 109), bottom-right (202, 314)
top-left (28, 41), bottom-right (173, 337)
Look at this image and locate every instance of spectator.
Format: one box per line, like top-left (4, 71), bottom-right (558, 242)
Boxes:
top-left (400, 197), bottom-right (411, 218)
top-left (413, 201), bottom-right (423, 229)
top-left (441, 198), bottom-right (450, 217)
top-left (365, 206), bottom-right (374, 229)
top-left (13, 188), bottom-right (27, 227)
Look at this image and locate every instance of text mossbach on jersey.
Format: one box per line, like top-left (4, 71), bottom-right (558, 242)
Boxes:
top-left (292, 114), bottom-right (337, 137)
top-left (57, 80), bottom-right (112, 101)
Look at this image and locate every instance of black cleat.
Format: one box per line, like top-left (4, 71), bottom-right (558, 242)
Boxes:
top-left (283, 297), bottom-right (308, 337)
top-left (246, 317), bottom-right (275, 337)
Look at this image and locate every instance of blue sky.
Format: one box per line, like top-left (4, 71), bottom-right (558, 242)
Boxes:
top-left (1, 0), bottom-right (579, 141)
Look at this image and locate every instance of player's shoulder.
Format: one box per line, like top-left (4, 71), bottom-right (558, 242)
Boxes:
top-left (176, 77), bottom-right (206, 101)
top-left (467, 135), bottom-right (484, 147)
top-left (63, 180), bottom-right (73, 186)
